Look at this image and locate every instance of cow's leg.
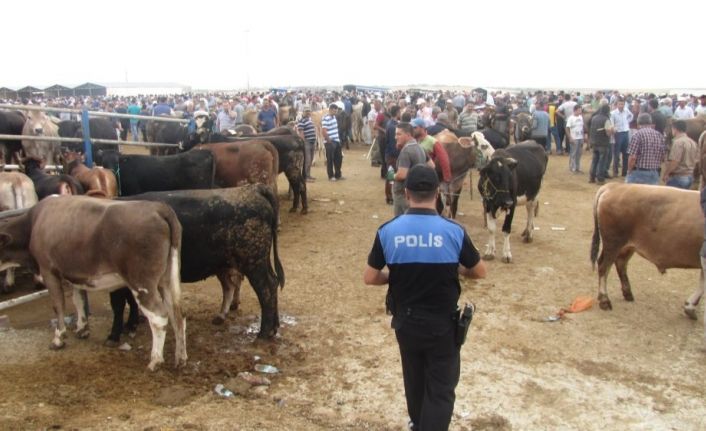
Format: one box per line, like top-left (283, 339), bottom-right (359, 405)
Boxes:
top-left (501, 207), bottom-right (516, 263)
top-left (106, 288), bottom-right (127, 346)
top-left (684, 260), bottom-right (706, 320)
top-left (125, 288), bottom-right (140, 334)
top-left (72, 287), bottom-right (90, 339)
top-left (2, 268), bottom-right (14, 293)
top-left (521, 199), bottom-right (537, 243)
top-left (614, 249), bottom-right (635, 302)
top-left (483, 212), bottom-right (496, 260)
top-left (131, 286), bottom-right (169, 370)
top-left (596, 244), bottom-right (622, 311)
top-left (44, 272), bottom-right (67, 350)
top-left (212, 268), bottom-right (244, 325)
top-left (247, 266), bottom-right (279, 339)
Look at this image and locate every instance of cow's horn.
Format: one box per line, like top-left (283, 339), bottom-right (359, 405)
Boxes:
top-left (0, 208), bottom-right (30, 220)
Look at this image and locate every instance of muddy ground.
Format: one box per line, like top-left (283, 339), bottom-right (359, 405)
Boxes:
top-left (1, 143), bottom-right (705, 431)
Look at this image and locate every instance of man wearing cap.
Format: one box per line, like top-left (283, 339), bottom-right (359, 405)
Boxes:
top-left (322, 103), bottom-right (344, 181)
top-left (412, 118), bottom-right (451, 185)
top-left (625, 113), bottom-right (666, 185)
top-left (674, 97), bottom-right (695, 120)
top-left (363, 164), bottom-right (487, 431)
top-left (297, 106), bottom-right (317, 181)
top-left (392, 122), bottom-right (432, 216)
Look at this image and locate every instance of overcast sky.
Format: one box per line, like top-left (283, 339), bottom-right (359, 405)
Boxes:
top-left (4, 1), bottom-right (704, 92)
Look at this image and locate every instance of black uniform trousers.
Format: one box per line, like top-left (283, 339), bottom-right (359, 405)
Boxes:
top-left (394, 311), bottom-right (460, 431)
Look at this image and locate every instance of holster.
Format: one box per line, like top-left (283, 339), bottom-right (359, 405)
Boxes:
top-left (455, 303), bottom-right (475, 347)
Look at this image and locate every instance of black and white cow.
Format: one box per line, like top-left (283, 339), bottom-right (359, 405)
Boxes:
top-left (478, 140), bottom-right (548, 263)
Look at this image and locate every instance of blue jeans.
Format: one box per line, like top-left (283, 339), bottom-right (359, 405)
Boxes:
top-left (590, 146), bottom-right (610, 182)
top-left (666, 175), bottom-right (693, 189)
top-left (549, 126), bottom-right (561, 153)
top-left (570, 139), bottom-right (583, 172)
top-left (626, 169), bottom-right (659, 185)
top-left (130, 122), bottom-right (139, 141)
top-left (613, 131), bottom-right (629, 176)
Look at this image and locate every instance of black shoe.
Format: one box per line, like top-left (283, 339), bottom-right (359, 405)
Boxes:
top-left (589, 178), bottom-right (596, 183)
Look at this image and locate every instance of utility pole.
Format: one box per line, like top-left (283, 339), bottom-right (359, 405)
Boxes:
top-left (244, 29), bottom-right (250, 91)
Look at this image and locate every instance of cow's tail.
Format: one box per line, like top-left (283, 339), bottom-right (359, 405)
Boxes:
top-left (258, 184), bottom-right (285, 289)
top-left (590, 186), bottom-right (607, 270)
top-left (158, 203), bottom-right (183, 309)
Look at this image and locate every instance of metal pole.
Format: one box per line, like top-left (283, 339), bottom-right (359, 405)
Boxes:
top-left (0, 104), bottom-right (189, 124)
top-left (0, 290), bottom-right (49, 312)
top-left (81, 108), bottom-right (93, 168)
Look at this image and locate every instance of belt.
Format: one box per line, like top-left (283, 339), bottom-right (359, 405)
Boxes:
top-left (635, 168), bottom-right (657, 171)
top-left (397, 307), bottom-right (458, 321)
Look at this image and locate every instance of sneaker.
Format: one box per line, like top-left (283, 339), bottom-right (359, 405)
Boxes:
top-left (329, 178), bottom-right (337, 182)
top-left (336, 176), bottom-right (346, 181)
top-left (589, 178), bottom-right (596, 183)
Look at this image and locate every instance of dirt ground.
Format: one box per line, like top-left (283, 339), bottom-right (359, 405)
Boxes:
top-left (1, 143), bottom-right (706, 431)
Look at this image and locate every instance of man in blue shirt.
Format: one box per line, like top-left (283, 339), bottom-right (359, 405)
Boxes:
top-left (258, 99), bottom-right (279, 132)
top-left (364, 165), bottom-right (486, 431)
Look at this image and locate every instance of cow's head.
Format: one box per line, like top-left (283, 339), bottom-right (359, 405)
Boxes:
top-left (185, 112), bottom-right (213, 150)
top-left (24, 110), bottom-right (50, 136)
top-left (470, 132), bottom-right (495, 168)
top-left (479, 156), bottom-right (517, 210)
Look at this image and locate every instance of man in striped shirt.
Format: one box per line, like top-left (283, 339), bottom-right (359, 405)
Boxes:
top-left (322, 103), bottom-right (344, 181)
top-left (297, 106), bottom-right (317, 181)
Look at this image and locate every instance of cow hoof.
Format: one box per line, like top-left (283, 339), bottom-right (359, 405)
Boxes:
top-left (622, 292), bottom-right (635, 302)
top-left (75, 328), bottom-right (90, 339)
top-left (289, 207), bottom-right (297, 213)
top-left (104, 339), bottom-right (120, 348)
top-left (502, 256), bottom-right (512, 264)
top-left (211, 315), bottom-right (226, 325)
top-left (684, 306), bottom-right (698, 321)
top-left (523, 236), bottom-right (533, 244)
top-left (301, 208), bottom-right (308, 215)
top-left (49, 340), bottom-right (66, 350)
top-left (147, 361), bottom-right (164, 372)
top-left (599, 299), bottom-right (613, 311)
top-left (482, 254), bottom-right (495, 261)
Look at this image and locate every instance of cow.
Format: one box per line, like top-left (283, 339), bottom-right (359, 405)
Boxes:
top-left (243, 109), bottom-right (259, 131)
top-left (479, 141), bottom-right (548, 263)
top-left (234, 124), bottom-right (257, 135)
top-left (146, 119), bottom-right (188, 156)
top-left (665, 114), bottom-right (706, 147)
top-left (64, 152), bottom-right (118, 198)
top-left (22, 110), bottom-right (61, 165)
top-left (0, 172), bottom-right (37, 292)
top-left (57, 118), bottom-right (119, 164)
top-left (351, 101), bottom-right (365, 143)
top-left (590, 183), bottom-right (705, 323)
top-left (101, 150), bottom-right (215, 196)
top-left (433, 129), bottom-right (494, 218)
top-left (514, 112), bottom-right (532, 143)
top-left (187, 125), bottom-right (307, 214)
top-left (480, 127), bottom-right (510, 150)
top-left (0, 110), bottom-right (25, 164)
top-left (108, 184), bottom-right (284, 343)
top-left (24, 157), bottom-right (84, 199)
top-left (278, 105), bottom-right (296, 126)
top-left (0, 196), bottom-right (187, 370)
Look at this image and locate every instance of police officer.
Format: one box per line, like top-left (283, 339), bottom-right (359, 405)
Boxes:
top-left (363, 164), bottom-right (487, 431)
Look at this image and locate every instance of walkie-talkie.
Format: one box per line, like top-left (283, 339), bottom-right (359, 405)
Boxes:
top-left (455, 303), bottom-right (475, 347)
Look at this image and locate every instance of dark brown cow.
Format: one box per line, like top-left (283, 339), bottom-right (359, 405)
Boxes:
top-left (591, 183), bottom-right (705, 321)
top-left (665, 115), bottom-right (706, 147)
top-left (191, 140), bottom-right (279, 192)
top-left (0, 196), bottom-right (187, 370)
top-left (64, 152), bottom-right (118, 198)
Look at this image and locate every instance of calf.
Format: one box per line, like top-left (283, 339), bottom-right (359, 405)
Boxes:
top-left (0, 196), bottom-right (186, 370)
top-left (65, 152), bottom-right (118, 198)
top-left (479, 141), bottom-right (547, 263)
top-left (111, 184), bottom-right (284, 340)
top-left (101, 150), bottom-right (215, 196)
top-left (24, 157), bottom-right (84, 199)
top-left (57, 118), bottom-right (118, 164)
top-left (146, 120), bottom-right (188, 156)
top-left (591, 183), bottom-right (705, 324)
top-left (0, 172), bottom-right (37, 292)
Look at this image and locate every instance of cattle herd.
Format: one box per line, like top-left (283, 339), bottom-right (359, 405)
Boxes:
top-left (0, 87), bottom-right (706, 375)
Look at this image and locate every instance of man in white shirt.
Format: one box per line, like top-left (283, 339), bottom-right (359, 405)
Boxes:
top-left (610, 98), bottom-right (634, 177)
top-left (673, 97), bottom-right (695, 120)
top-left (566, 104), bottom-right (585, 173)
top-left (695, 95), bottom-right (706, 116)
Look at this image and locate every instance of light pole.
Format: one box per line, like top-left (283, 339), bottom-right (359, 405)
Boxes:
top-left (244, 29), bottom-right (250, 91)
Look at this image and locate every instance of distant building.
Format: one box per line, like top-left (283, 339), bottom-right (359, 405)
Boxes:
top-left (102, 82), bottom-right (192, 97)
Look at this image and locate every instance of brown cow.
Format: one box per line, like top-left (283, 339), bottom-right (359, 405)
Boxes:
top-left (0, 196), bottom-right (187, 370)
top-left (64, 152), bottom-right (118, 198)
top-left (243, 109), bottom-right (259, 131)
top-left (665, 114), bottom-right (706, 147)
top-left (591, 183), bottom-right (705, 322)
top-left (192, 140), bottom-right (279, 192)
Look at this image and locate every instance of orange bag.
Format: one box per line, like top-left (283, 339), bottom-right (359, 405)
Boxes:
top-left (558, 296), bottom-right (595, 316)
